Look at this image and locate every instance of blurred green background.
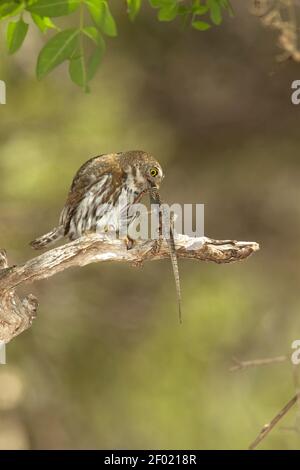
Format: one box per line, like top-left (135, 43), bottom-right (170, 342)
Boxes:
top-left (1, 1), bottom-right (300, 450)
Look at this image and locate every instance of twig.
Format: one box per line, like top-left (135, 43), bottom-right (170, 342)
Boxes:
top-left (230, 355), bottom-right (287, 372)
top-left (0, 234), bottom-right (259, 343)
top-left (249, 394), bottom-right (299, 450)
top-left (233, 353), bottom-right (300, 447)
top-left (292, 365), bottom-right (300, 430)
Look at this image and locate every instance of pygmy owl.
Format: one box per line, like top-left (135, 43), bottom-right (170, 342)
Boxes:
top-left (30, 150), bottom-right (164, 248)
top-left (30, 150), bottom-right (182, 321)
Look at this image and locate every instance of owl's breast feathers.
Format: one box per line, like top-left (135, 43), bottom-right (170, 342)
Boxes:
top-left (59, 153), bottom-right (148, 239)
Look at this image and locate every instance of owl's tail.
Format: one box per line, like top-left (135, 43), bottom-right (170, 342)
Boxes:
top-left (30, 226), bottom-right (64, 250)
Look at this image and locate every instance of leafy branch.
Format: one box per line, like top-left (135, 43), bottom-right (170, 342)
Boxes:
top-left (0, 0), bottom-right (233, 90)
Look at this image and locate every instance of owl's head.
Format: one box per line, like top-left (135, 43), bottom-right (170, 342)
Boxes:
top-left (119, 150), bottom-right (164, 190)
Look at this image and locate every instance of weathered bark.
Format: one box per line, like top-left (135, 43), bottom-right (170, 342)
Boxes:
top-left (0, 234), bottom-right (259, 343)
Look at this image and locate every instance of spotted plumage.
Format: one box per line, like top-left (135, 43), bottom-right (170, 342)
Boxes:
top-left (30, 151), bottom-right (164, 247)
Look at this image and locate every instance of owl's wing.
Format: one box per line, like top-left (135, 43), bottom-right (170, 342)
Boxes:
top-left (59, 154), bottom-right (123, 234)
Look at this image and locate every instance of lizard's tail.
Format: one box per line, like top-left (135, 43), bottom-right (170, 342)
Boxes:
top-left (30, 226), bottom-right (64, 250)
top-left (150, 187), bottom-right (182, 323)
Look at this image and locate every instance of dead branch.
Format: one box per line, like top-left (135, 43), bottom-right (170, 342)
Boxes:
top-left (0, 250), bottom-right (38, 345)
top-left (249, 394), bottom-right (299, 450)
top-left (251, 0), bottom-right (300, 62)
top-left (230, 355), bottom-right (288, 372)
top-left (0, 234), bottom-right (259, 344)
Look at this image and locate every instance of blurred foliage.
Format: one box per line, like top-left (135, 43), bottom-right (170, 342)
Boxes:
top-left (1, 0), bottom-right (300, 451)
top-left (0, 0), bottom-right (233, 90)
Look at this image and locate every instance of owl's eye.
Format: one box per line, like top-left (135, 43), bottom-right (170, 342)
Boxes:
top-left (150, 167), bottom-right (159, 177)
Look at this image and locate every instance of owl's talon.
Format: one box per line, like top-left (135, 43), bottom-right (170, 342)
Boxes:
top-left (150, 238), bottom-right (162, 256)
top-left (125, 237), bottom-right (135, 250)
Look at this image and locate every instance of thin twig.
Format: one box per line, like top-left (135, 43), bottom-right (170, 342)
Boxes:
top-left (249, 394), bottom-right (299, 450)
top-left (230, 355), bottom-right (287, 372)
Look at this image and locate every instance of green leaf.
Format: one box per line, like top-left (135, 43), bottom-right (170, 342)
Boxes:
top-left (83, 26), bottom-right (105, 49)
top-left (27, 0), bottom-right (80, 17)
top-left (69, 51), bottom-right (87, 89)
top-left (192, 0), bottom-right (209, 15)
top-left (149, 0), bottom-right (163, 7)
top-left (85, 0), bottom-right (117, 37)
top-left (87, 47), bottom-right (103, 80)
top-left (158, 3), bottom-right (178, 21)
top-left (83, 27), bottom-right (105, 79)
top-left (36, 28), bottom-right (79, 79)
top-left (31, 13), bottom-right (57, 32)
top-left (177, 5), bottom-right (190, 16)
top-left (0, 1), bottom-right (23, 19)
top-left (82, 25), bottom-right (99, 43)
top-left (127, 0), bottom-right (141, 21)
top-left (148, 0), bottom-right (179, 21)
top-left (219, 0), bottom-right (234, 16)
top-left (207, 0), bottom-right (222, 25)
top-left (6, 18), bottom-right (29, 54)
top-left (192, 20), bottom-right (211, 30)
top-left (149, 0), bottom-right (174, 7)
top-left (194, 6), bottom-right (209, 15)
top-left (69, 43), bottom-right (103, 89)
